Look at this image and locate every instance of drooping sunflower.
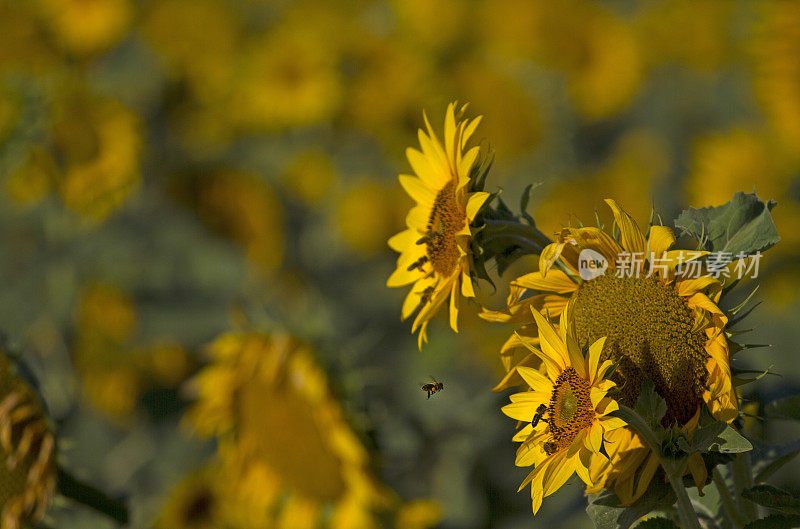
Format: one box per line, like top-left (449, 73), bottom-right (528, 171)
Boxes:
top-left (387, 102), bottom-right (490, 347)
top-left (483, 199), bottom-right (738, 501)
top-left (502, 309), bottom-right (625, 513)
top-left (185, 332), bottom-right (396, 529)
top-left (0, 353), bottom-right (56, 529)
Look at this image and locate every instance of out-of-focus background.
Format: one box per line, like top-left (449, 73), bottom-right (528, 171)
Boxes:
top-left (1, 0), bottom-right (799, 527)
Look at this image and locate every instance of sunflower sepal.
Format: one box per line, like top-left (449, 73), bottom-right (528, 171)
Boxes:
top-left (472, 186), bottom-right (552, 276)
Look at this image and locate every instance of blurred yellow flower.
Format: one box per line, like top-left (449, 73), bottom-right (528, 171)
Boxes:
top-left (52, 94), bottom-right (141, 222)
top-left (478, 0), bottom-right (546, 60)
top-left (231, 27), bottom-right (342, 131)
top-left (0, 3), bottom-right (58, 75)
top-left (752, 0), bottom-right (800, 158)
top-left (0, 353), bottom-right (56, 529)
top-left (145, 342), bottom-right (192, 388)
top-left (76, 284), bottom-right (136, 344)
top-left (73, 284), bottom-right (141, 421)
top-left (35, 0), bottom-right (132, 55)
top-left (390, 0), bottom-right (467, 52)
top-left (282, 150), bottom-right (336, 205)
top-left (142, 0), bottom-right (238, 102)
top-left (395, 499), bottom-right (442, 529)
top-left (563, 8), bottom-right (642, 120)
top-left (535, 130), bottom-right (668, 236)
top-left (0, 89), bottom-right (20, 143)
top-left (387, 103), bottom-right (491, 347)
top-left (345, 38), bottom-right (438, 151)
top-left (481, 0), bottom-right (642, 120)
top-left (186, 332), bottom-right (394, 529)
top-left (81, 368), bottom-right (140, 420)
top-left (451, 60), bottom-right (542, 162)
top-left (634, 0), bottom-right (735, 70)
top-left (4, 147), bottom-right (56, 207)
top-left (687, 128), bottom-right (791, 207)
top-left (195, 171), bottom-right (284, 275)
top-left (337, 182), bottom-right (405, 257)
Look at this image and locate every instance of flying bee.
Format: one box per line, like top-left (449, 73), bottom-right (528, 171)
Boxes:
top-left (543, 441), bottom-right (556, 455)
top-left (531, 404), bottom-right (548, 428)
top-left (407, 255), bottom-right (428, 271)
top-left (420, 377), bottom-right (444, 399)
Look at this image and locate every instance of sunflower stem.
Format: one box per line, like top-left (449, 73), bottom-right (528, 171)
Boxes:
top-left (730, 454), bottom-right (758, 522)
top-left (712, 467), bottom-right (748, 528)
top-left (56, 466), bottom-right (129, 525)
top-left (612, 405), bottom-right (702, 529)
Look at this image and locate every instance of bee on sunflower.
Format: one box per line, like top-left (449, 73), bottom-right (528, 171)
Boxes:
top-left (502, 308), bottom-right (625, 513)
top-left (387, 102), bottom-right (491, 348)
top-left (483, 198), bottom-right (740, 503)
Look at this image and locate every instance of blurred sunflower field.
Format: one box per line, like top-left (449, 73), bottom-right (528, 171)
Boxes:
top-left (2, 0), bottom-right (800, 528)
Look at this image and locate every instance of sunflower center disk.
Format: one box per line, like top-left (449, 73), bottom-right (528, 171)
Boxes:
top-left (572, 275), bottom-right (708, 425)
top-left (545, 368), bottom-right (594, 455)
top-left (425, 181), bottom-right (463, 277)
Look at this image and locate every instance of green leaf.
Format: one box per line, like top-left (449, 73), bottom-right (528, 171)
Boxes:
top-left (635, 378), bottom-right (667, 431)
top-left (742, 484), bottom-right (800, 515)
top-left (691, 423), bottom-right (752, 454)
top-left (674, 192), bottom-right (780, 256)
top-left (765, 395), bottom-right (800, 421)
top-left (586, 480), bottom-right (676, 529)
top-left (743, 514), bottom-right (800, 529)
top-left (634, 517), bottom-right (680, 529)
top-left (752, 439), bottom-right (800, 483)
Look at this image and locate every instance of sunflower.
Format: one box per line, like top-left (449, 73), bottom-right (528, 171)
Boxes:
top-left (483, 199), bottom-right (738, 501)
top-left (155, 465), bottom-right (225, 529)
top-left (0, 353), bottom-right (56, 529)
top-left (387, 102), bottom-right (490, 347)
top-left (186, 332), bottom-right (394, 529)
top-left (502, 309), bottom-right (625, 513)
top-left (52, 93), bottom-right (141, 222)
top-left (35, 0), bottom-right (132, 56)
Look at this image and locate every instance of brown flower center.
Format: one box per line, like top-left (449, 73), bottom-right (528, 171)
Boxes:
top-left (572, 274), bottom-right (708, 425)
top-left (424, 181), bottom-right (464, 277)
top-left (544, 367), bottom-right (594, 455)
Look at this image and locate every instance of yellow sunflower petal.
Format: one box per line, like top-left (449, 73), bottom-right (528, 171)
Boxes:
top-left (605, 198), bottom-right (647, 255)
top-left (647, 225), bottom-right (675, 256)
top-left (675, 275), bottom-right (720, 297)
top-left (512, 270), bottom-right (578, 294)
top-left (466, 191), bottom-right (490, 221)
top-left (531, 309), bottom-right (569, 372)
top-left (449, 280), bottom-right (460, 332)
top-left (399, 174), bottom-right (434, 206)
top-left (587, 337), bottom-right (607, 384)
top-left (516, 366), bottom-right (552, 391)
top-left (516, 334), bottom-right (562, 380)
top-left (542, 451), bottom-right (577, 496)
top-left (388, 229), bottom-right (419, 252)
